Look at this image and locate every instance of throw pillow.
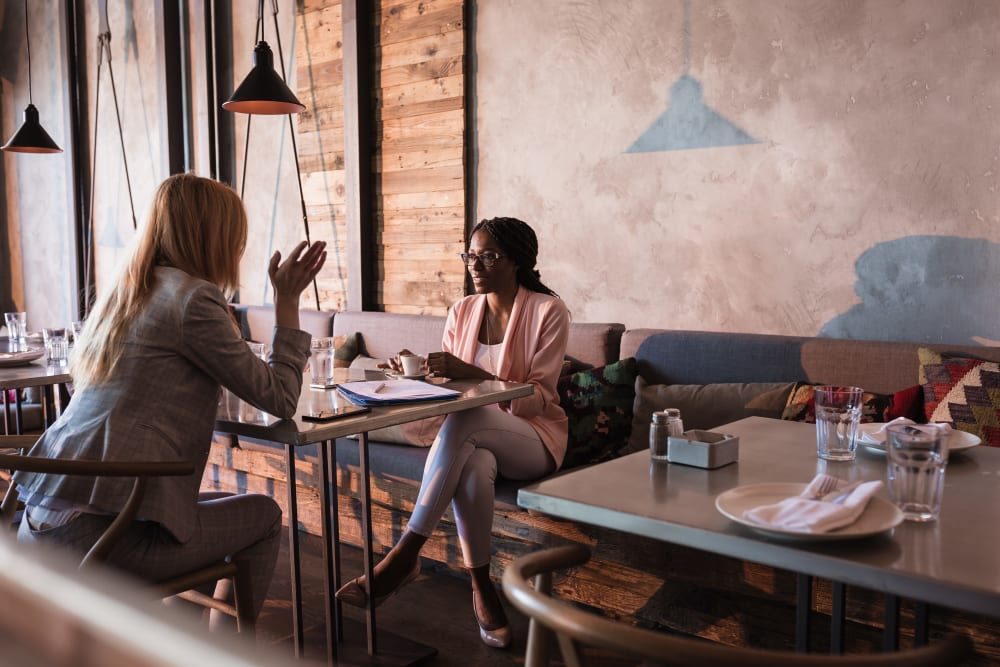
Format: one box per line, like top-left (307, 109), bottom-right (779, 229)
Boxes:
top-left (780, 384), bottom-right (893, 424)
top-left (918, 348), bottom-right (1000, 446)
top-left (558, 358), bottom-right (638, 470)
top-left (885, 385), bottom-right (926, 423)
top-left (627, 379), bottom-right (796, 454)
top-left (334, 332), bottom-right (361, 368)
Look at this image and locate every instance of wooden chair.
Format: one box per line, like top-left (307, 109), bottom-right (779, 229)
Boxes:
top-left (0, 436), bottom-right (256, 633)
top-left (502, 544), bottom-right (974, 667)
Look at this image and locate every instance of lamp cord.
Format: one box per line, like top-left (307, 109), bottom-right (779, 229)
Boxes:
top-left (83, 12), bottom-right (139, 311)
top-left (270, 0), bottom-right (320, 310)
top-left (23, 0), bottom-right (32, 105)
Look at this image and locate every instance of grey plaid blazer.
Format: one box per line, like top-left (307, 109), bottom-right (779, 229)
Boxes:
top-left (14, 266), bottom-right (311, 543)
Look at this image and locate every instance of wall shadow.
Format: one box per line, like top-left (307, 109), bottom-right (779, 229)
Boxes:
top-left (820, 235), bottom-right (1000, 346)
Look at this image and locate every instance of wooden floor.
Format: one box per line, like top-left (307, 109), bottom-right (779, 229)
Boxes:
top-left (255, 531), bottom-right (535, 666)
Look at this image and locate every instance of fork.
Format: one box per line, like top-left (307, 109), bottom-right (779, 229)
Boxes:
top-left (804, 474), bottom-right (840, 500)
top-left (820, 480), bottom-right (863, 504)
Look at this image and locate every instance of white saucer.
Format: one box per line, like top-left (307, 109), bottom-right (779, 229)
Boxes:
top-left (385, 370), bottom-right (430, 380)
top-left (857, 422), bottom-right (981, 455)
top-left (715, 482), bottom-right (903, 541)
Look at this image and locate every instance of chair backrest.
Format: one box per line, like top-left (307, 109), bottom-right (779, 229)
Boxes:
top-left (0, 440), bottom-right (194, 567)
top-left (502, 545), bottom-right (974, 667)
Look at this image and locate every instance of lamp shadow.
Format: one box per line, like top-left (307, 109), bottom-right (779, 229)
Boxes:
top-left (820, 235), bottom-right (1000, 346)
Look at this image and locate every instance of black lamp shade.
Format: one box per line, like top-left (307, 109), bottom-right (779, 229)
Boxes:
top-left (2, 104), bottom-right (62, 153)
top-left (223, 41), bottom-right (305, 115)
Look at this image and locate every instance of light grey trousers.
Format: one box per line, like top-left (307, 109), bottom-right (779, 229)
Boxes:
top-left (406, 405), bottom-right (555, 567)
top-left (17, 491), bottom-right (282, 619)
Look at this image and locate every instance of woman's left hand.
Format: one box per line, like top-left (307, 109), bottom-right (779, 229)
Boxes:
top-left (268, 241), bottom-right (327, 300)
top-left (426, 351), bottom-right (493, 380)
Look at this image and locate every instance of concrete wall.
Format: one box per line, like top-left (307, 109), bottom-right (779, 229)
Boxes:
top-left (475, 0), bottom-right (1000, 345)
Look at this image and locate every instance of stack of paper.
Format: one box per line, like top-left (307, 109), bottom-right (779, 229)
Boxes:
top-left (338, 379), bottom-right (460, 406)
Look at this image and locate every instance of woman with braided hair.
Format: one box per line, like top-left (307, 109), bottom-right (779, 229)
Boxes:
top-left (336, 217), bottom-right (569, 648)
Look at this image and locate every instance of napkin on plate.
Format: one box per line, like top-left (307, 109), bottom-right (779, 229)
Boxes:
top-left (743, 475), bottom-right (883, 533)
top-left (857, 417), bottom-right (952, 445)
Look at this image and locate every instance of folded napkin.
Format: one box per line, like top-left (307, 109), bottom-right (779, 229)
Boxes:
top-left (743, 476), bottom-right (883, 533)
top-left (857, 417), bottom-right (952, 445)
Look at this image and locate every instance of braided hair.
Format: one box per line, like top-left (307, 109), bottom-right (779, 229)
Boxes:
top-left (470, 217), bottom-right (558, 297)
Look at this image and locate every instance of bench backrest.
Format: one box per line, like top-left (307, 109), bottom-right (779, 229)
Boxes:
top-left (621, 328), bottom-right (1000, 394)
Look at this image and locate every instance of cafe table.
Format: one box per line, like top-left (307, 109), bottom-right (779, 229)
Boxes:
top-left (215, 369), bottom-right (533, 665)
top-left (517, 416), bottom-right (1000, 653)
top-left (0, 357), bottom-right (71, 434)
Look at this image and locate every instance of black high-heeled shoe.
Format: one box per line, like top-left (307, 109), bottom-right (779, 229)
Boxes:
top-left (473, 590), bottom-right (511, 649)
top-left (335, 559), bottom-right (421, 608)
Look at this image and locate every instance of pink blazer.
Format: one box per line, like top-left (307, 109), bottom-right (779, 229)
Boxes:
top-left (443, 286), bottom-right (570, 467)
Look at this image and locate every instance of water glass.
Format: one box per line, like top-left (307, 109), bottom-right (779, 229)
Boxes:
top-left (885, 423), bottom-right (948, 522)
top-left (247, 341), bottom-right (268, 360)
top-left (309, 337), bottom-right (336, 387)
top-left (69, 320), bottom-right (85, 345)
top-left (5, 312), bottom-right (26, 351)
top-left (42, 327), bottom-right (69, 367)
top-left (814, 385), bottom-right (863, 461)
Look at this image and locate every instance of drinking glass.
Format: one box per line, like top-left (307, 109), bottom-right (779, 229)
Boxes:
top-left (247, 341), bottom-right (268, 360)
top-left (42, 327), bottom-right (69, 367)
top-left (814, 386), bottom-right (863, 461)
top-left (5, 312), bottom-right (26, 352)
top-left (69, 320), bottom-right (85, 345)
top-left (885, 423), bottom-right (948, 522)
top-left (309, 337), bottom-right (336, 387)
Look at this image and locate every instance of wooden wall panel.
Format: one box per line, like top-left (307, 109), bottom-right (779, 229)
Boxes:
top-left (295, 0), bottom-right (466, 314)
top-left (296, 1), bottom-right (349, 311)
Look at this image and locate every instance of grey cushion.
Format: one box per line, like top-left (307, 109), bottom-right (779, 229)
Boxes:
top-left (627, 379), bottom-right (796, 453)
top-left (624, 329), bottom-right (1000, 395)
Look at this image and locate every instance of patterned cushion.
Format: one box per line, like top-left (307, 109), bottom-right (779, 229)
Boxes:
top-left (918, 348), bottom-right (1000, 446)
top-left (557, 357), bottom-right (637, 470)
top-left (780, 383), bottom-right (894, 424)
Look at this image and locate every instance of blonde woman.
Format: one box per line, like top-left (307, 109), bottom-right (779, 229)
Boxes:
top-left (13, 173), bottom-right (326, 624)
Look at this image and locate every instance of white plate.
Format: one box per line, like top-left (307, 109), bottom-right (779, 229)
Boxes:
top-left (0, 348), bottom-right (45, 367)
top-left (715, 482), bottom-right (904, 541)
top-left (385, 370), bottom-right (431, 380)
top-left (857, 422), bottom-right (981, 455)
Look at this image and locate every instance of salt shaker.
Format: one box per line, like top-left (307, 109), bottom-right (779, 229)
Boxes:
top-left (665, 408), bottom-right (684, 437)
top-left (649, 411), bottom-right (670, 461)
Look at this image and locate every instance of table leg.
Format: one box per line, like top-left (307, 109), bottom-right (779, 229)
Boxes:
top-left (358, 431), bottom-right (378, 655)
top-left (796, 573), bottom-right (812, 652)
top-left (332, 432), bottom-right (436, 666)
top-left (285, 444), bottom-right (305, 657)
top-left (914, 602), bottom-right (930, 646)
top-left (317, 440), bottom-right (342, 664)
top-left (14, 392), bottom-right (24, 435)
top-left (883, 594), bottom-right (900, 651)
top-left (830, 581), bottom-right (846, 654)
top-left (42, 385), bottom-right (54, 428)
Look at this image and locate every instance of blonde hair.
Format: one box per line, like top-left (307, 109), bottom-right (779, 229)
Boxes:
top-left (72, 174), bottom-right (247, 390)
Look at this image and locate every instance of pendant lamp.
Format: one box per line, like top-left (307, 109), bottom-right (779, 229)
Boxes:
top-left (222, 0), bottom-right (304, 115)
top-left (2, 0), bottom-right (62, 153)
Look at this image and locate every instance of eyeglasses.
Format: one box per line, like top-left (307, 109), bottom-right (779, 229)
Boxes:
top-left (459, 252), bottom-right (504, 268)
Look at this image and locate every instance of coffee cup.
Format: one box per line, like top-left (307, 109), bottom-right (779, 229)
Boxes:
top-left (399, 353), bottom-right (425, 376)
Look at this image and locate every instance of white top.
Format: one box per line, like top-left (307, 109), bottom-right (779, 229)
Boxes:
top-left (474, 342), bottom-right (502, 378)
